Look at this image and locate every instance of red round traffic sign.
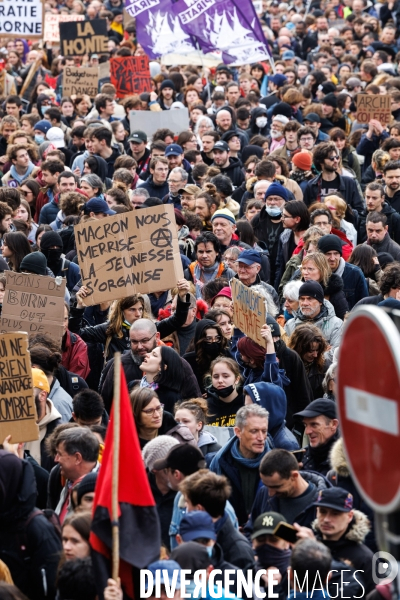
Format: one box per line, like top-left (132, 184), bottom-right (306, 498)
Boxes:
top-left (337, 306), bottom-right (400, 513)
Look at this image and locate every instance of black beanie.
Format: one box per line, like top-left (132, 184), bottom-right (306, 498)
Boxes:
top-left (20, 251), bottom-right (47, 276)
top-left (267, 315), bottom-right (281, 338)
top-left (160, 79), bottom-right (176, 92)
top-left (318, 234), bottom-right (343, 256)
top-left (322, 93), bottom-right (338, 109)
top-left (299, 281), bottom-right (325, 304)
top-left (40, 231), bottom-right (63, 250)
top-left (271, 102), bottom-right (292, 120)
top-left (76, 472), bottom-right (98, 506)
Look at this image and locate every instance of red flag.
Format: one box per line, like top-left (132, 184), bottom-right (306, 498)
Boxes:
top-left (90, 366), bottom-right (160, 599)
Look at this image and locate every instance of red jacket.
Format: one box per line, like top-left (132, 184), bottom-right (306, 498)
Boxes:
top-left (293, 227), bottom-right (353, 261)
top-left (62, 330), bottom-right (90, 379)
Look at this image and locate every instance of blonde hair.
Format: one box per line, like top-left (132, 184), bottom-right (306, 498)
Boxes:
top-left (324, 194), bottom-right (348, 225)
top-left (371, 149), bottom-right (391, 173)
top-left (301, 252), bottom-right (331, 287)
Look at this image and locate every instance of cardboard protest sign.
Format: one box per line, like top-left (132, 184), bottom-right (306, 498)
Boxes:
top-left (356, 94), bottom-right (391, 125)
top-left (130, 108), bottom-right (189, 139)
top-left (63, 66), bottom-right (99, 98)
top-left (0, 272), bottom-right (66, 345)
top-left (0, 332), bottom-right (38, 444)
top-left (75, 204), bottom-right (184, 305)
top-left (231, 278), bottom-right (266, 347)
top-left (44, 13), bottom-right (84, 42)
top-left (110, 56), bottom-right (152, 98)
top-left (0, 0), bottom-right (44, 38)
top-left (60, 18), bottom-right (108, 57)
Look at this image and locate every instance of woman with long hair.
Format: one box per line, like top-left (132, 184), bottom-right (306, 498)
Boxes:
top-left (19, 179), bottom-right (41, 219)
top-left (73, 280), bottom-right (190, 361)
top-left (288, 323), bottom-right (329, 399)
top-left (174, 398), bottom-right (221, 460)
top-left (61, 512), bottom-right (91, 562)
top-left (329, 127), bottom-right (361, 182)
top-left (299, 252), bottom-right (348, 320)
top-left (204, 308), bottom-right (233, 340)
top-left (138, 345), bottom-right (183, 412)
top-left (1, 232), bottom-right (31, 271)
top-left (14, 199), bottom-right (38, 243)
top-left (183, 319), bottom-right (229, 393)
top-left (348, 245), bottom-right (382, 296)
top-left (275, 200), bottom-right (310, 287)
top-left (323, 194), bottom-right (358, 246)
top-left (205, 357), bottom-right (243, 428)
top-left (130, 387), bottom-right (195, 449)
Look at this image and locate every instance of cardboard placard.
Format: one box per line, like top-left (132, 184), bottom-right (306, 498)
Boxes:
top-left (356, 94), bottom-right (391, 125)
top-left (231, 278), bottom-right (266, 347)
top-left (0, 332), bottom-right (39, 444)
top-left (110, 56), bottom-right (152, 98)
top-left (129, 108), bottom-right (190, 139)
top-left (63, 66), bottom-right (99, 98)
top-left (60, 18), bottom-right (108, 57)
top-left (44, 13), bottom-right (84, 42)
top-left (0, 272), bottom-right (66, 345)
top-left (74, 205), bottom-right (184, 305)
top-left (0, 0), bottom-right (44, 38)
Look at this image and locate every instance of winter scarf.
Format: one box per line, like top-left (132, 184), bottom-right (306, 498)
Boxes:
top-left (230, 437), bottom-right (268, 469)
top-left (192, 261), bottom-right (222, 299)
top-left (9, 162), bottom-right (35, 184)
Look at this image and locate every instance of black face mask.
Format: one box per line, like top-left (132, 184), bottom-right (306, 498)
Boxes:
top-left (209, 384), bottom-right (235, 398)
top-left (41, 247), bottom-right (63, 267)
top-left (205, 342), bottom-right (221, 358)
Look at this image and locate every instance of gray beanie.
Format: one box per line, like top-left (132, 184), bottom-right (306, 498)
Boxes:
top-left (142, 435), bottom-right (179, 472)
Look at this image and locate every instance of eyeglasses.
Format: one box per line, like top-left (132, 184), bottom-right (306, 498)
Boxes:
top-left (142, 404), bottom-right (164, 416)
top-left (130, 332), bottom-right (156, 346)
top-left (246, 168), bottom-right (254, 173)
top-left (327, 155), bottom-right (340, 161)
top-left (281, 214), bottom-right (293, 220)
top-left (205, 335), bottom-right (221, 343)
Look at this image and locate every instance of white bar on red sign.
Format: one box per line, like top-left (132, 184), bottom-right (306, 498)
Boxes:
top-left (345, 386), bottom-right (399, 436)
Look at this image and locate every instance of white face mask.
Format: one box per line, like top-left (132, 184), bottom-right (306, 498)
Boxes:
top-left (256, 116), bottom-right (268, 128)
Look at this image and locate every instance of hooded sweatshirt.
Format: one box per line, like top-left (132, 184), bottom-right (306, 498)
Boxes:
top-left (243, 382), bottom-right (299, 450)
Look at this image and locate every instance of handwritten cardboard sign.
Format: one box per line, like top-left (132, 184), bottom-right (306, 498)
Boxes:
top-left (129, 108), bottom-right (190, 139)
top-left (60, 18), bottom-right (108, 57)
top-left (63, 66), bottom-right (99, 98)
top-left (110, 56), bottom-right (152, 98)
top-left (74, 204), bottom-right (184, 305)
top-left (231, 278), bottom-right (266, 348)
top-left (356, 94), bottom-right (391, 125)
top-left (0, 272), bottom-right (66, 345)
top-left (0, 0), bottom-right (44, 38)
top-left (44, 13), bottom-right (84, 42)
top-left (0, 332), bottom-right (39, 444)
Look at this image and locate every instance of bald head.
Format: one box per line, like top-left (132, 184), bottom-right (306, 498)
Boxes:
top-left (130, 318), bottom-right (157, 335)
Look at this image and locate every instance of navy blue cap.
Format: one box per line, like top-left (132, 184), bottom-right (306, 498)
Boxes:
top-left (304, 112), bottom-right (321, 124)
top-left (313, 488), bottom-right (353, 512)
top-left (294, 398), bottom-right (337, 420)
top-left (213, 140), bottom-right (230, 152)
top-left (180, 511), bottom-right (216, 542)
top-left (269, 74), bottom-right (288, 87)
top-left (237, 249), bottom-right (262, 266)
top-left (165, 144), bottom-right (183, 156)
top-left (84, 198), bottom-right (116, 216)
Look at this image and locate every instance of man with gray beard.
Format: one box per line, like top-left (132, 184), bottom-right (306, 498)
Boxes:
top-left (100, 318), bottom-right (200, 411)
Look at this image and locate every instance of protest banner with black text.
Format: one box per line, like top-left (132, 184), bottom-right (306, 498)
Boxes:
top-left (231, 278), bottom-right (266, 347)
top-left (0, 272), bottom-right (66, 345)
top-left (356, 94), bottom-right (391, 124)
top-left (75, 205), bottom-right (184, 305)
top-left (63, 66), bottom-right (99, 98)
top-left (0, 332), bottom-right (39, 444)
top-left (110, 56), bottom-right (152, 98)
top-left (60, 18), bottom-right (108, 57)
top-left (0, 0), bottom-right (44, 37)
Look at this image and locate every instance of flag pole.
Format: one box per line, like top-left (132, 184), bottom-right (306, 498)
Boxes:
top-left (112, 352), bottom-right (121, 581)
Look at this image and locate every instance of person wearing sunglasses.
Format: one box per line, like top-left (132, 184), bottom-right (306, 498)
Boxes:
top-left (303, 142), bottom-right (364, 215)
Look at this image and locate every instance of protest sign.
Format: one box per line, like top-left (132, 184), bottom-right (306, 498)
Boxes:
top-left (0, 332), bottom-right (38, 444)
top-left (356, 94), bottom-right (391, 124)
top-left (60, 18), bottom-right (108, 57)
top-left (231, 278), bottom-right (266, 347)
top-left (129, 108), bottom-right (189, 139)
top-left (44, 13), bottom-right (84, 42)
top-left (110, 56), bottom-right (152, 98)
top-left (0, 272), bottom-right (66, 345)
top-left (74, 204), bottom-right (184, 305)
top-left (0, 0), bottom-right (44, 38)
top-left (63, 66), bottom-right (99, 98)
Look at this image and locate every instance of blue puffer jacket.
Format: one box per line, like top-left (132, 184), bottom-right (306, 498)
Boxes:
top-left (243, 381), bottom-right (299, 451)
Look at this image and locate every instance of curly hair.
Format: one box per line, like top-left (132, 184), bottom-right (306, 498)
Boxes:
top-left (59, 192), bottom-right (85, 216)
top-left (288, 323), bottom-right (328, 372)
top-left (379, 262), bottom-right (400, 297)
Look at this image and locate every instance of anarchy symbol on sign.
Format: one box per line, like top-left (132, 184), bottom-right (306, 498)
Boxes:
top-left (151, 227), bottom-right (173, 248)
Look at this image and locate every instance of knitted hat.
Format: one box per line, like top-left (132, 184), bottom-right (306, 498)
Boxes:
top-left (76, 472), bottom-right (98, 506)
top-left (322, 93), bottom-right (338, 108)
top-left (292, 150), bottom-right (312, 171)
top-left (318, 234), bottom-right (343, 256)
top-left (210, 286), bottom-right (232, 306)
top-left (20, 251), bottom-right (47, 276)
top-left (142, 435), bottom-right (179, 472)
top-left (34, 120), bottom-right (52, 134)
top-left (264, 182), bottom-right (288, 201)
top-left (160, 79), bottom-right (176, 92)
top-left (211, 208), bottom-right (236, 225)
top-left (272, 114), bottom-right (290, 126)
top-left (271, 102), bottom-right (292, 119)
top-left (40, 231), bottom-right (63, 250)
top-left (267, 315), bottom-right (280, 338)
top-left (298, 281), bottom-right (325, 304)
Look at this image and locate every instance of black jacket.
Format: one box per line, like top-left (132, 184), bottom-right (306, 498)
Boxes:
top-left (303, 173), bottom-right (365, 215)
top-left (0, 458), bottom-right (62, 600)
top-left (216, 512), bottom-right (255, 571)
top-left (274, 339), bottom-right (313, 429)
top-left (212, 156), bottom-right (245, 188)
top-left (358, 202), bottom-right (400, 245)
top-left (302, 430), bottom-right (340, 476)
top-left (148, 471), bottom-right (176, 551)
top-left (305, 359), bottom-right (331, 400)
top-left (139, 175), bottom-right (169, 200)
top-left (385, 187), bottom-right (400, 215)
top-left (69, 293), bottom-right (191, 361)
top-left (323, 272), bottom-right (349, 320)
